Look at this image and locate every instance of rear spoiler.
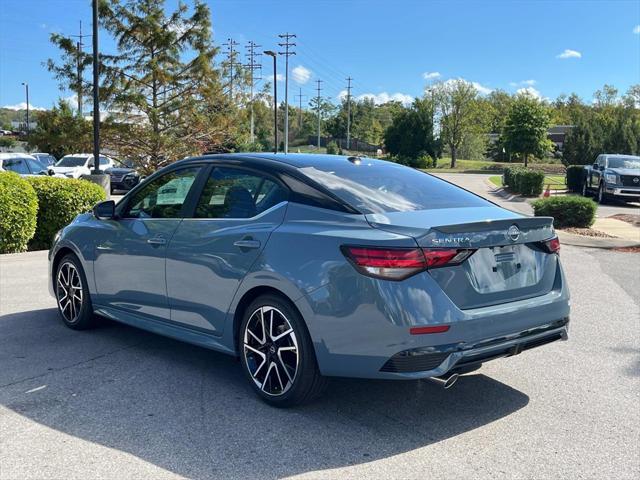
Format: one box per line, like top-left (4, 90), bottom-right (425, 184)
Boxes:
top-left (420, 217), bottom-right (555, 248)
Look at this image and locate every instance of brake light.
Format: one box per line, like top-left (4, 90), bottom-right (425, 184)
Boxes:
top-left (341, 246), bottom-right (475, 280)
top-left (410, 325), bottom-right (450, 335)
top-left (544, 236), bottom-right (560, 254)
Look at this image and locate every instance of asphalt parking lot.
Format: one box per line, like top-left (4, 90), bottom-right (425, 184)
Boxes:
top-left (0, 245), bottom-right (638, 480)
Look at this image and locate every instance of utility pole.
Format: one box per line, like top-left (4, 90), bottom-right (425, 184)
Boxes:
top-left (245, 41), bottom-right (262, 144)
top-left (71, 20), bottom-right (89, 117)
top-left (21, 82), bottom-right (29, 133)
top-left (263, 50), bottom-right (278, 154)
top-left (91, 0), bottom-right (100, 175)
top-left (223, 38), bottom-right (239, 101)
top-left (345, 77), bottom-right (353, 150)
top-left (278, 33), bottom-right (296, 154)
top-left (315, 79), bottom-right (323, 149)
top-left (294, 87), bottom-right (307, 131)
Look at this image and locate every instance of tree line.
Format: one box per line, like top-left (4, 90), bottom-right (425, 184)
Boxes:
top-left (29, 0), bottom-right (639, 172)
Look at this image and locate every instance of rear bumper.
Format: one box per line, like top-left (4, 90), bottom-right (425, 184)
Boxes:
top-left (379, 319), bottom-right (568, 379)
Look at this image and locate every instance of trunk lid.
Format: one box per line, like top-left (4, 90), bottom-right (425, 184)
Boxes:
top-left (366, 208), bottom-right (558, 309)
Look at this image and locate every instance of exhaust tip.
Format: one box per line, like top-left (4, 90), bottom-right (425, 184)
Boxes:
top-left (443, 373), bottom-right (459, 389)
top-left (426, 373), bottom-right (459, 389)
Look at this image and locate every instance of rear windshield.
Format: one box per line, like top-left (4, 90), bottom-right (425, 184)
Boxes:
top-left (608, 156), bottom-right (640, 169)
top-left (298, 160), bottom-right (490, 214)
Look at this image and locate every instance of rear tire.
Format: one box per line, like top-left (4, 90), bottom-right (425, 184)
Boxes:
top-left (54, 254), bottom-right (98, 330)
top-left (239, 294), bottom-right (328, 407)
top-left (597, 182), bottom-right (607, 204)
top-left (581, 181), bottom-right (588, 197)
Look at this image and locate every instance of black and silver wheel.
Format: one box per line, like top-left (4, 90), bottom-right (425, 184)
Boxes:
top-left (55, 254), bottom-right (97, 329)
top-left (239, 294), bottom-right (327, 407)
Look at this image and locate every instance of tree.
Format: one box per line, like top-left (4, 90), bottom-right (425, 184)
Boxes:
top-left (433, 79), bottom-right (479, 168)
top-left (383, 97), bottom-right (437, 163)
top-left (502, 93), bottom-right (552, 167)
top-left (27, 100), bottom-right (93, 159)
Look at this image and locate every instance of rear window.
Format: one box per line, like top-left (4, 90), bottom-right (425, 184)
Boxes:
top-left (298, 160), bottom-right (490, 214)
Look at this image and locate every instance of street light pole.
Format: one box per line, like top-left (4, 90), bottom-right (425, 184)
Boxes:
top-left (21, 82), bottom-right (29, 133)
top-left (264, 50), bottom-right (278, 154)
top-left (91, 0), bottom-right (100, 175)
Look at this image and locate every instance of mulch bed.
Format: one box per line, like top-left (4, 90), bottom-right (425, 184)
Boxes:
top-left (562, 228), bottom-right (616, 238)
top-left (609, 214), bottom-right (640, 227)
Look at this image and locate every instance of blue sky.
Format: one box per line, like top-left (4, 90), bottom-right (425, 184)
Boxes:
top-left (1, 0), bottom-right (639, 111)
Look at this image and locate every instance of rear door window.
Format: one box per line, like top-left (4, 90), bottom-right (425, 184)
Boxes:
top-left (3, 158), bottom-right (29, 174)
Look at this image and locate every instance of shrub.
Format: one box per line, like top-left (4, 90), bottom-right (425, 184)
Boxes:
top-left (326, 141), bottom-right (339, 155)
top-left (26, 177), bottom-right (106, 250)
top-left (565, 165), bottom-right (585, 193)
top-left (503, 167), bottom-right (545, 196)
top-left (532, 196), bottom-right (596, 228)
top-left (0, 172), bottom-right (38, 253)
top-left (0, 137), bottom-right (16, 148)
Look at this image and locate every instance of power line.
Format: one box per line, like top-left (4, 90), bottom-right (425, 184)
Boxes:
top-left (245, 40), bottom-right (262, 143)
top-left (222, 38), bottom-right (240, 101)
top-left (278, 32), bottom-right (296, 154)
top-left (345, 77), bottom-right (353, 149)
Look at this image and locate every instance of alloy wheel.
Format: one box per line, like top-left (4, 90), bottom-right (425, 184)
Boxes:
top-left (243, 306), bottom-right (299, 396)
top-left (56, 261), bottom-right (83, 323)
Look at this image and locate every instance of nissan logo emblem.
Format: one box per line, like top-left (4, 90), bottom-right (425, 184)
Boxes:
top-left (634, 177), bottom-right (639, 184)
top-left (507, 225), bottom-right (520, 242)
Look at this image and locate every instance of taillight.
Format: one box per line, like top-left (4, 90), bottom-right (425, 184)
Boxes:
top-left (543, 236), bottom-right (560, 254)
top-left (341, 246), bottom-right (475, 280)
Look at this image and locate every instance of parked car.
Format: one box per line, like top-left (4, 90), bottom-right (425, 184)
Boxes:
top-left (0, 152), bottom-right (62, 177)
top-left (51, 153), bottom-right (115, 179)
top-left (31, 152), bottom-right (57, 167)
top-left (582, 154), bottom-right (640, 203)
top-left (105, 164), bottom-right (141, 193)
top-left (0, 129), bottom-right (12, 136)
top-left (49, 153), bottom-right (569, 407)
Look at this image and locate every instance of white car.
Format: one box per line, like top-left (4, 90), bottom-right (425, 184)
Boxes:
top-left (51, 153), bottom-right (115, 179)
top-left (0, 152), bottom-right (64, 177)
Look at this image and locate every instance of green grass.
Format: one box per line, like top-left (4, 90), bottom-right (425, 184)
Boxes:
top-left (489, 175), bottom-right (566, 190)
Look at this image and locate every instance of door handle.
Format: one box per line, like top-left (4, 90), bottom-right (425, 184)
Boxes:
top-left (233, 239), bottom-right (261, 250)
top-left (147, 237), bottom-right (167, 246)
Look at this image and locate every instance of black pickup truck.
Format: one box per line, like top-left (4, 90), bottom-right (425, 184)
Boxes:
top-left (582, 154), bottom-right (640, 203)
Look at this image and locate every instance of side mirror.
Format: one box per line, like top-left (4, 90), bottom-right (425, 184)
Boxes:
top-left (93, 200), bottom-right (116, 220)
top-left (48, 168), bottom-right (55, 176)
top-left (592, 163), bottom-right (599, 170)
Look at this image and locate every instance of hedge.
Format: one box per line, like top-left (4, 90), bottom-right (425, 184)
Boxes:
top-left (565, 165), bottom-right (585, 193)
top-left (0, 172), bottom-right (38, 253)
top-left (532, 196), bottom-right (597, 229)
top-left (26, 176), bottom-right (106, 250)
top-left (503, 167), bottom-right (545, 196)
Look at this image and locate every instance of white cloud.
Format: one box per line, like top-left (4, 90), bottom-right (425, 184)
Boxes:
top-left (440, 78), bottom-right (493, 96)
top-left (633, 25), bottom-right (640, 34)
top-left (2, 102), bottom-right (46, 111)
top-left (339, 91), bottom-right (413, 105)
top-left (422, 71), bottom-right (441, 80)
top-left (291, 65), bottom-right (312, 84)
top-left (516, 87), bottom-right (543, 100)
top-left (510, 79), bottom-right (536, 88)
top-left (556, 49), bottom-right (581, 59)
top-left (266, 73), bottom-right (285, 82)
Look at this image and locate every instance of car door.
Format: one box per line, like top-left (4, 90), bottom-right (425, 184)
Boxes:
top-left (93, 166), bottom-right (203, 320)
top-left (166, 166), bottom-right (289, 335)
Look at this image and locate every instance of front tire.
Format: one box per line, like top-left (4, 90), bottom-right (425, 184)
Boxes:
top-left (239, 294), bottom-right (327, 407)
top-left (581, 181), bottom-right (588, 197)
top-left (55, 254), bottom-right (97, 330)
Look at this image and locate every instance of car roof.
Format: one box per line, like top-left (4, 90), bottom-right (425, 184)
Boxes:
top-left (180, 152), bottom-right (381, 170)
top-left (0, 152), bottom-right (37, 160)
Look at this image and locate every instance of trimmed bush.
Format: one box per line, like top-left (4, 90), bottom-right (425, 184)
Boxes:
top-left (503, 167), bottom-right (545, 196)
top-left (0, 172), bottom-right (38, 253)
top-left (326, 141), bottom-right (338, 155)
top-left (26, 177), bottom-right (106, 250)
top-left (565, 165), bottom-right (585, 193)
top-left (532, 195), bottom-right (596, 228)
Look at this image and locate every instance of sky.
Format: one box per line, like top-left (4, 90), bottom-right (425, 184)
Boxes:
top-left (0, 0), bottom-right (639, 111)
